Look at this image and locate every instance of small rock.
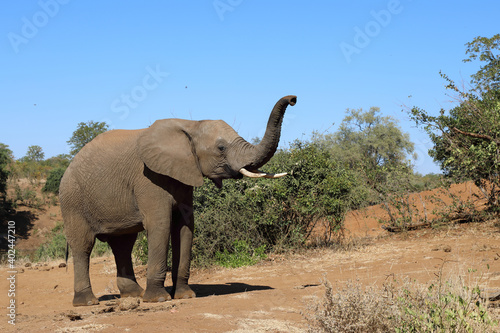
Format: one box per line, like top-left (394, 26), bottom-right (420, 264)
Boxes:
top-left (25, 262), bottom-right (32, 267)
top-left (65, 311), bottom-right (82, 321)
top-left (59, 263), bottom-right (67, 268)
top-left (118, 297), bottom-right (140, 311)
top-left (479, 244), bottom-right (492, 252)
top-left (443, 245), bottom-right (452, 253)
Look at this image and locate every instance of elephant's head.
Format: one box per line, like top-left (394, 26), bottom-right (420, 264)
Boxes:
top-left (137, 95), bottom-right (297, 188)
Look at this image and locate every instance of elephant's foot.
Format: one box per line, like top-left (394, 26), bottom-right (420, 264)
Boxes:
top-left (120, 284), bottom-right (144, 298)
top-left (142, 286), bottom-right (171, 303)
top-left (173, 284), bottom-right (196, 299)
top-left (117, 277), bottom-right (144, 298)
top-left (73, 288), bottom-right (99, 307)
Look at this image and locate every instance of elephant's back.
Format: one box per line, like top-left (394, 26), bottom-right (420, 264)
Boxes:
top-left (59, 129), bottom-right (145, 214)
top-left (75, 129), bottom-right (143, 161)
top-left (69, 129), bottom-right (144, 173)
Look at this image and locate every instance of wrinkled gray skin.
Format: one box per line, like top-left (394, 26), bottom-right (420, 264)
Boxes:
top-left (59, 95), bottom-right (297, 306)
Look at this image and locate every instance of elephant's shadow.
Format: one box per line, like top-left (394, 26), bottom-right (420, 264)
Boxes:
top-left (98, 282), bottom-right (273, 301)
top-left (190, 282), bottom-right (274, 298)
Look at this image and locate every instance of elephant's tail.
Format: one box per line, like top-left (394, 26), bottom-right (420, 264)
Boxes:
top-left (65, 241), bottom-right (69, 272)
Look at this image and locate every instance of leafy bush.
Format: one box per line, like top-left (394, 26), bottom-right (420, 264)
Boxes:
top-left (0, 143), bottom-right (13, 218)
top-left (42, 167), bottom-right (66, 194)
top-left (132, 230), bottom-right (176, 269)
top-left (132, 231), bottom-right (148, 265)
top-left (394, 279), bottom-right (495, 332)
top-left (91, 239), bottom-right (111, 257)
top-left (13, 184), bottom-right (44, 209)
top-left (33, 221), bottom-right (111, 262)
top-left (0, 143), bottom-right (12, 198)
top-left (193, 140), bottom-right (356, 266)
top-left (34, 222), bottom-right (66, 261)
top-left (215, 240), bottom-right (266, 268)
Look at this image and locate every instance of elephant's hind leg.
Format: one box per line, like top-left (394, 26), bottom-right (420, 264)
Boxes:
top-left (107, 233), bottom-right (144, 298)
top-left (66, 219), bottom-right (99, 307)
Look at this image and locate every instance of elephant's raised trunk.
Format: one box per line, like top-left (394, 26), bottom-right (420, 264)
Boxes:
top-left (237, 95), bottom-right (296, 176)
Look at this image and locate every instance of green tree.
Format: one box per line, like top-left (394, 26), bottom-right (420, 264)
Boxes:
top-left (44, 154), bottom-right (71, 169)
top-left (463, 34), bottom-right (500, 93)
top-left (15, 145), bottom-right (51, 181)
top-left (24, 145), bottom-right (45, 162)
top-left (410, 35), bottom-right (500, 207)
top-left (314, 107), bottom-right (416, 205)
top-left (0, 144), bottom-right (13, 218)
top-left (67, 121), bottom-right (109, 156)
top-left (0, 143), bottom-right (13, 198)
top-left (42, 167), bottom-right (67, 194)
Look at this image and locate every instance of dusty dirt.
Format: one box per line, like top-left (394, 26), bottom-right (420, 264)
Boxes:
top-left (2, 182), bottom-right (500, 332)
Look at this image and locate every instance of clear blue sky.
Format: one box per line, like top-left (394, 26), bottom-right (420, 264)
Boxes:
top-left (1, 1), bottom-right (498, 175)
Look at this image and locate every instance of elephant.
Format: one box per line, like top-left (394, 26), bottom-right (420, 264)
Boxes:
top-left (59, 95), bottom-right (297, 306)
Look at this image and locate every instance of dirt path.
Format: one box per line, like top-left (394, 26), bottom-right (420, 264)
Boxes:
top-left (2, 182), bottom-right (500, 332)
top-left (2, 221), bottom-right (500, 332)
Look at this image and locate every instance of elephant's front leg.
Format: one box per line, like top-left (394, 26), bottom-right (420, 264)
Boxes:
top-left (142, 217), bottom-right (172, 302)
top-left (171, 207), bottom-right (196, 299)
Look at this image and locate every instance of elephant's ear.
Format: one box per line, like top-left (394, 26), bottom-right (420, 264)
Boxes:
top-left (137, 119), bottom-right (204, 187)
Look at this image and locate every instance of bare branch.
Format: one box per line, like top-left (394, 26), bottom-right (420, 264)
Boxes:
top-left (451, 127), bottom-right (495, 142)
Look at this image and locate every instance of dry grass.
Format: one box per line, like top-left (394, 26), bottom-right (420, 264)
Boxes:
top-left (229, 318), bottom-right (303, 333)
top-left (306, 267), bottom-right (500, 333)
top-left (306, 279), bottom-right (396, 332)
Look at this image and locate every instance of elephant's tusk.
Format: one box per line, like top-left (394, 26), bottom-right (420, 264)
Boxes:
top-left (261, 171), bottom-right (287, 179)
top-left (239, 168), bottom-right (266, 178)
top-left (239, 168), bottom-right (287, 179)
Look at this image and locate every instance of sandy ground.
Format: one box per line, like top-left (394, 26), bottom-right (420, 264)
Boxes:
top-left (2, 182), bottom-right (500, 332)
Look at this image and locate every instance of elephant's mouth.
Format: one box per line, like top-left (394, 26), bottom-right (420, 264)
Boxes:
top-left (211, 177), bottom-right (224, 189)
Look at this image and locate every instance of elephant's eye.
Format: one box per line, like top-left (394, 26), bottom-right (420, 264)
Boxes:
top-left (218, 145), bottom-right (226, 152)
